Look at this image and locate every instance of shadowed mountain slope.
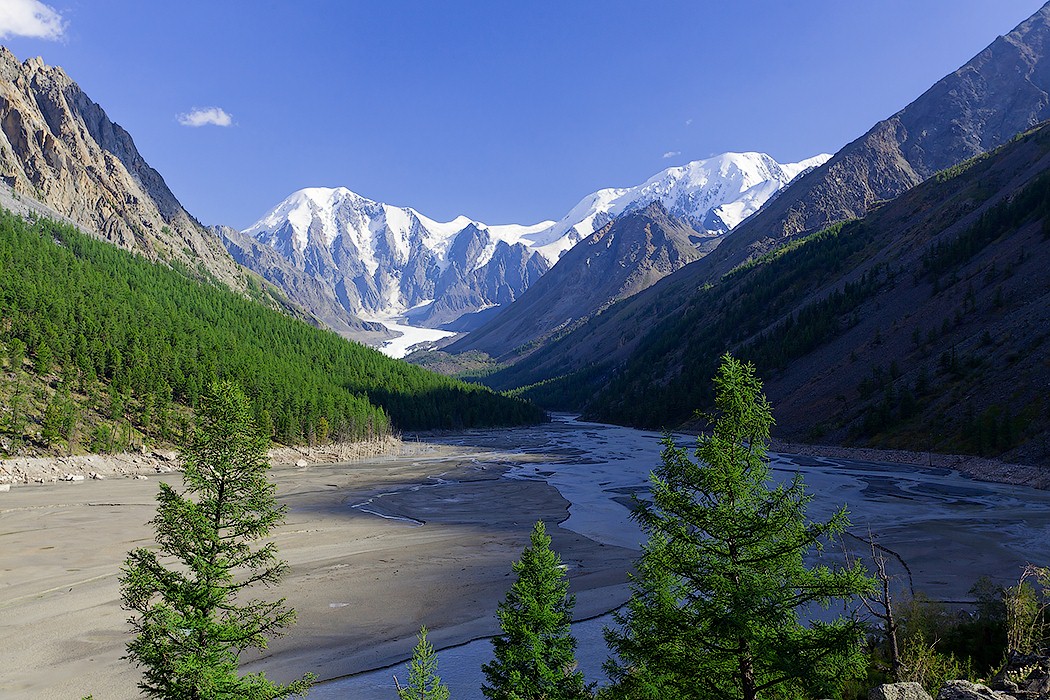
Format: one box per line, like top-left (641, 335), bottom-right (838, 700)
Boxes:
top-left (482, 2), bottom-right (1050, 398)
top-left (509, 123), bottom-right (1050, 465)
top-left (447, 202), bottom-right (702, 361)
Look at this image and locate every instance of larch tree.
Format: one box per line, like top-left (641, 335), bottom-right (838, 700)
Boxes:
top-left (396, 625), bottom-right (450, 700)
top-left (119, 381), bottom-right (313, 699)
top-left (482, 520), bottom-right (589, 700)
top-left (604, 354), bottom-right (874, 700)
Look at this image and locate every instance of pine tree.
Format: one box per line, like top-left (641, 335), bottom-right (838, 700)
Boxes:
top-left (604, 354), bottom-right (874, 700)
top-left (482, 521), bottom-right (589, 700)
top-left (119, 381), bottom-right (313, 699)
top-left (396, 626), bottom-right (450, 700)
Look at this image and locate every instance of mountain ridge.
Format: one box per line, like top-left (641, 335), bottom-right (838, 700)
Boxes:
top-left (476, 1), bottom-right (1050, 398)
top-left (0, 46), bottom-right (249, 291)
top-left (446, 202), bottom-right (704, 361)
top-left (237, 151), bottom-right (829, 333)
top-left (573, 122), bottom-right (1050, 464)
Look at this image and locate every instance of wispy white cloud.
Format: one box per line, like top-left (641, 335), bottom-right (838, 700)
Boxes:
top-left (177, 107), bottom-right (234, 128)
top-left (662, 151), bottom-right (681, 159)
top-left (0, 0), bottom-right (65, 40)
top-left (685, 118), bottom-right (693, 126)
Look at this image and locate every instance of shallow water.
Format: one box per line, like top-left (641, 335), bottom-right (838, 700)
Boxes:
top-left (309, 613), bottom-right (615, 700)
top-left (317, 414), bottom-right (1050, 698)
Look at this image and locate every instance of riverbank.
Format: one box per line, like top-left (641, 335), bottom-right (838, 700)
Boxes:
top-left (769, 438), bottom-right (1050, 490)
top-left (0, 438), bottom-right (634, 699)
top-left (0, 436), bottom-right (402, 486)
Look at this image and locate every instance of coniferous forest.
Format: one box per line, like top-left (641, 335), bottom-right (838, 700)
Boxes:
top-left (0, 210), bottom-right (543, 454)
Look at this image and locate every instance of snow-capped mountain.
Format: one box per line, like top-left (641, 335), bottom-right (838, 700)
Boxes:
top-left (543, 152), bottom-right (831, 250)
top-left (238, 151), bottom-right (829, 336)
top-left (243, 188), bottom-right (553, 328)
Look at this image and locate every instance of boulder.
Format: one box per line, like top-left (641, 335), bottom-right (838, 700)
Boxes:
top-left (870, 682), bottom-right (934, 700)
top-left (295, 459), bottom-right (309, 467)
top-left (936, 680), bottom-right (1017, 700)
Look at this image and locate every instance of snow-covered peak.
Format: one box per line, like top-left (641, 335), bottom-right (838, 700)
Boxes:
top-left (241, 151), bottom-right (828, 323)
top-left (246, 186), bottom-right (554, 265)
top-left (533, 151), bottom-right (833, 256)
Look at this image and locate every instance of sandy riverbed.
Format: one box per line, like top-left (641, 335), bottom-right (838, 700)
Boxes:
top-left (0, 439), bottom-right (634, 699)
top-left (4, 422), bottom-right (1049, 699)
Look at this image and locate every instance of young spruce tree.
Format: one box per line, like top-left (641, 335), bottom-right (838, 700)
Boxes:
top-left (604, 354), bottom-right (874, 700)
top-left (120, 381), bottom-right (313, 699)
top-left (396, 625), bottom-right (450, 700)
top-left (482, 520), bottom-right (589, 700)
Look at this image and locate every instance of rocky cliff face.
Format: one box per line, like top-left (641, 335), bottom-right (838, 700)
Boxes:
top-left (415, 226), bottom-right (549, 327)
top-left (0, 47), bottom-right (244, 287)
top-left (448, 202), bottom-right (702, 360)
top-left (241, 187), bottom-right (553, 330)
top-left (212, 225), bottom-right (395, 343)
top-left (707, 2), bottom-right (1050, 271)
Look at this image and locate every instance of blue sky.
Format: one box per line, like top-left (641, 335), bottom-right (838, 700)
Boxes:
top-left (1, 1), bottom-right (1045, 228)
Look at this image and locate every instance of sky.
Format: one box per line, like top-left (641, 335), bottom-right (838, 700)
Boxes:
top-left (0, 0), bottom-right (1046, 229)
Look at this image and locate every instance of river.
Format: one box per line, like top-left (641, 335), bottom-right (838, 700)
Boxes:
top-left (311, 414), bottom-right (1050, 699)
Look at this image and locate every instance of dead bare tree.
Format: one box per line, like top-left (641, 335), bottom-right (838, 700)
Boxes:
top-left (846, 529), bottom-right (915, 681)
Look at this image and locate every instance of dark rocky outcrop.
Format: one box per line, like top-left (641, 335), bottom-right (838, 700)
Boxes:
top-left (990, 652), bottom-right (1050, 699)
top-left (935, 680), bottom-right (1016, 700)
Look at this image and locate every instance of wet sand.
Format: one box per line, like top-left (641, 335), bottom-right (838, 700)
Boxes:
top-left (0, 441), bottom-right (635, 699)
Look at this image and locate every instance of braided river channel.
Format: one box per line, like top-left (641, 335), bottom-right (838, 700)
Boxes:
top-left (312, 414), bottom-right (1050, 699)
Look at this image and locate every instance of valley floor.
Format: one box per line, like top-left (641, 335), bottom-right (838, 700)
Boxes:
top-left (2, 428), bottom-right (1047, 698)
top-left (0, 439), bottom-right (633, 699)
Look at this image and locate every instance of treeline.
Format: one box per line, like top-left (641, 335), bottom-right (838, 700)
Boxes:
top-left (922, 166), bottom-right (1050, 279)
top-left (579, 218), bottom-right (886, 428)
top-left (0, 211), bottom-right (542, 451)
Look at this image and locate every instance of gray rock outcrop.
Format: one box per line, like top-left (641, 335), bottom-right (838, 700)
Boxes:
top-left (869, 682), bottom-right (934, 700)
top-left (990, 652), bottom-right (1050, 699)
top-left (0, 47), bottom-right (247, 289)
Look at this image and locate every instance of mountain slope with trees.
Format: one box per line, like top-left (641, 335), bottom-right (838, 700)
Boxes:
top-left (477, 2), bottom-right (1050, 397)
top-left (505, 123), bottom-right (1050, 465)
top-left (0, 210), bottom-right (542, 458)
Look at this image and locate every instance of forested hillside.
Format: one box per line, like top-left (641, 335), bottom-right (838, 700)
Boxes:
top-left (508, 124), bottom-right (1050, 465)
top-left (0, 211), bottom-right (542, 457)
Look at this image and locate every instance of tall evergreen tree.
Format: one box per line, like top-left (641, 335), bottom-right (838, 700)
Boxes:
top-left (119, 381), bottom-right (313, 699)
top-left (482, 521), bottom-right (589, 700)
top-left (604, 354), bottom-right (874, 700)
top-left (396, 626), bottom-right (450, 700)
